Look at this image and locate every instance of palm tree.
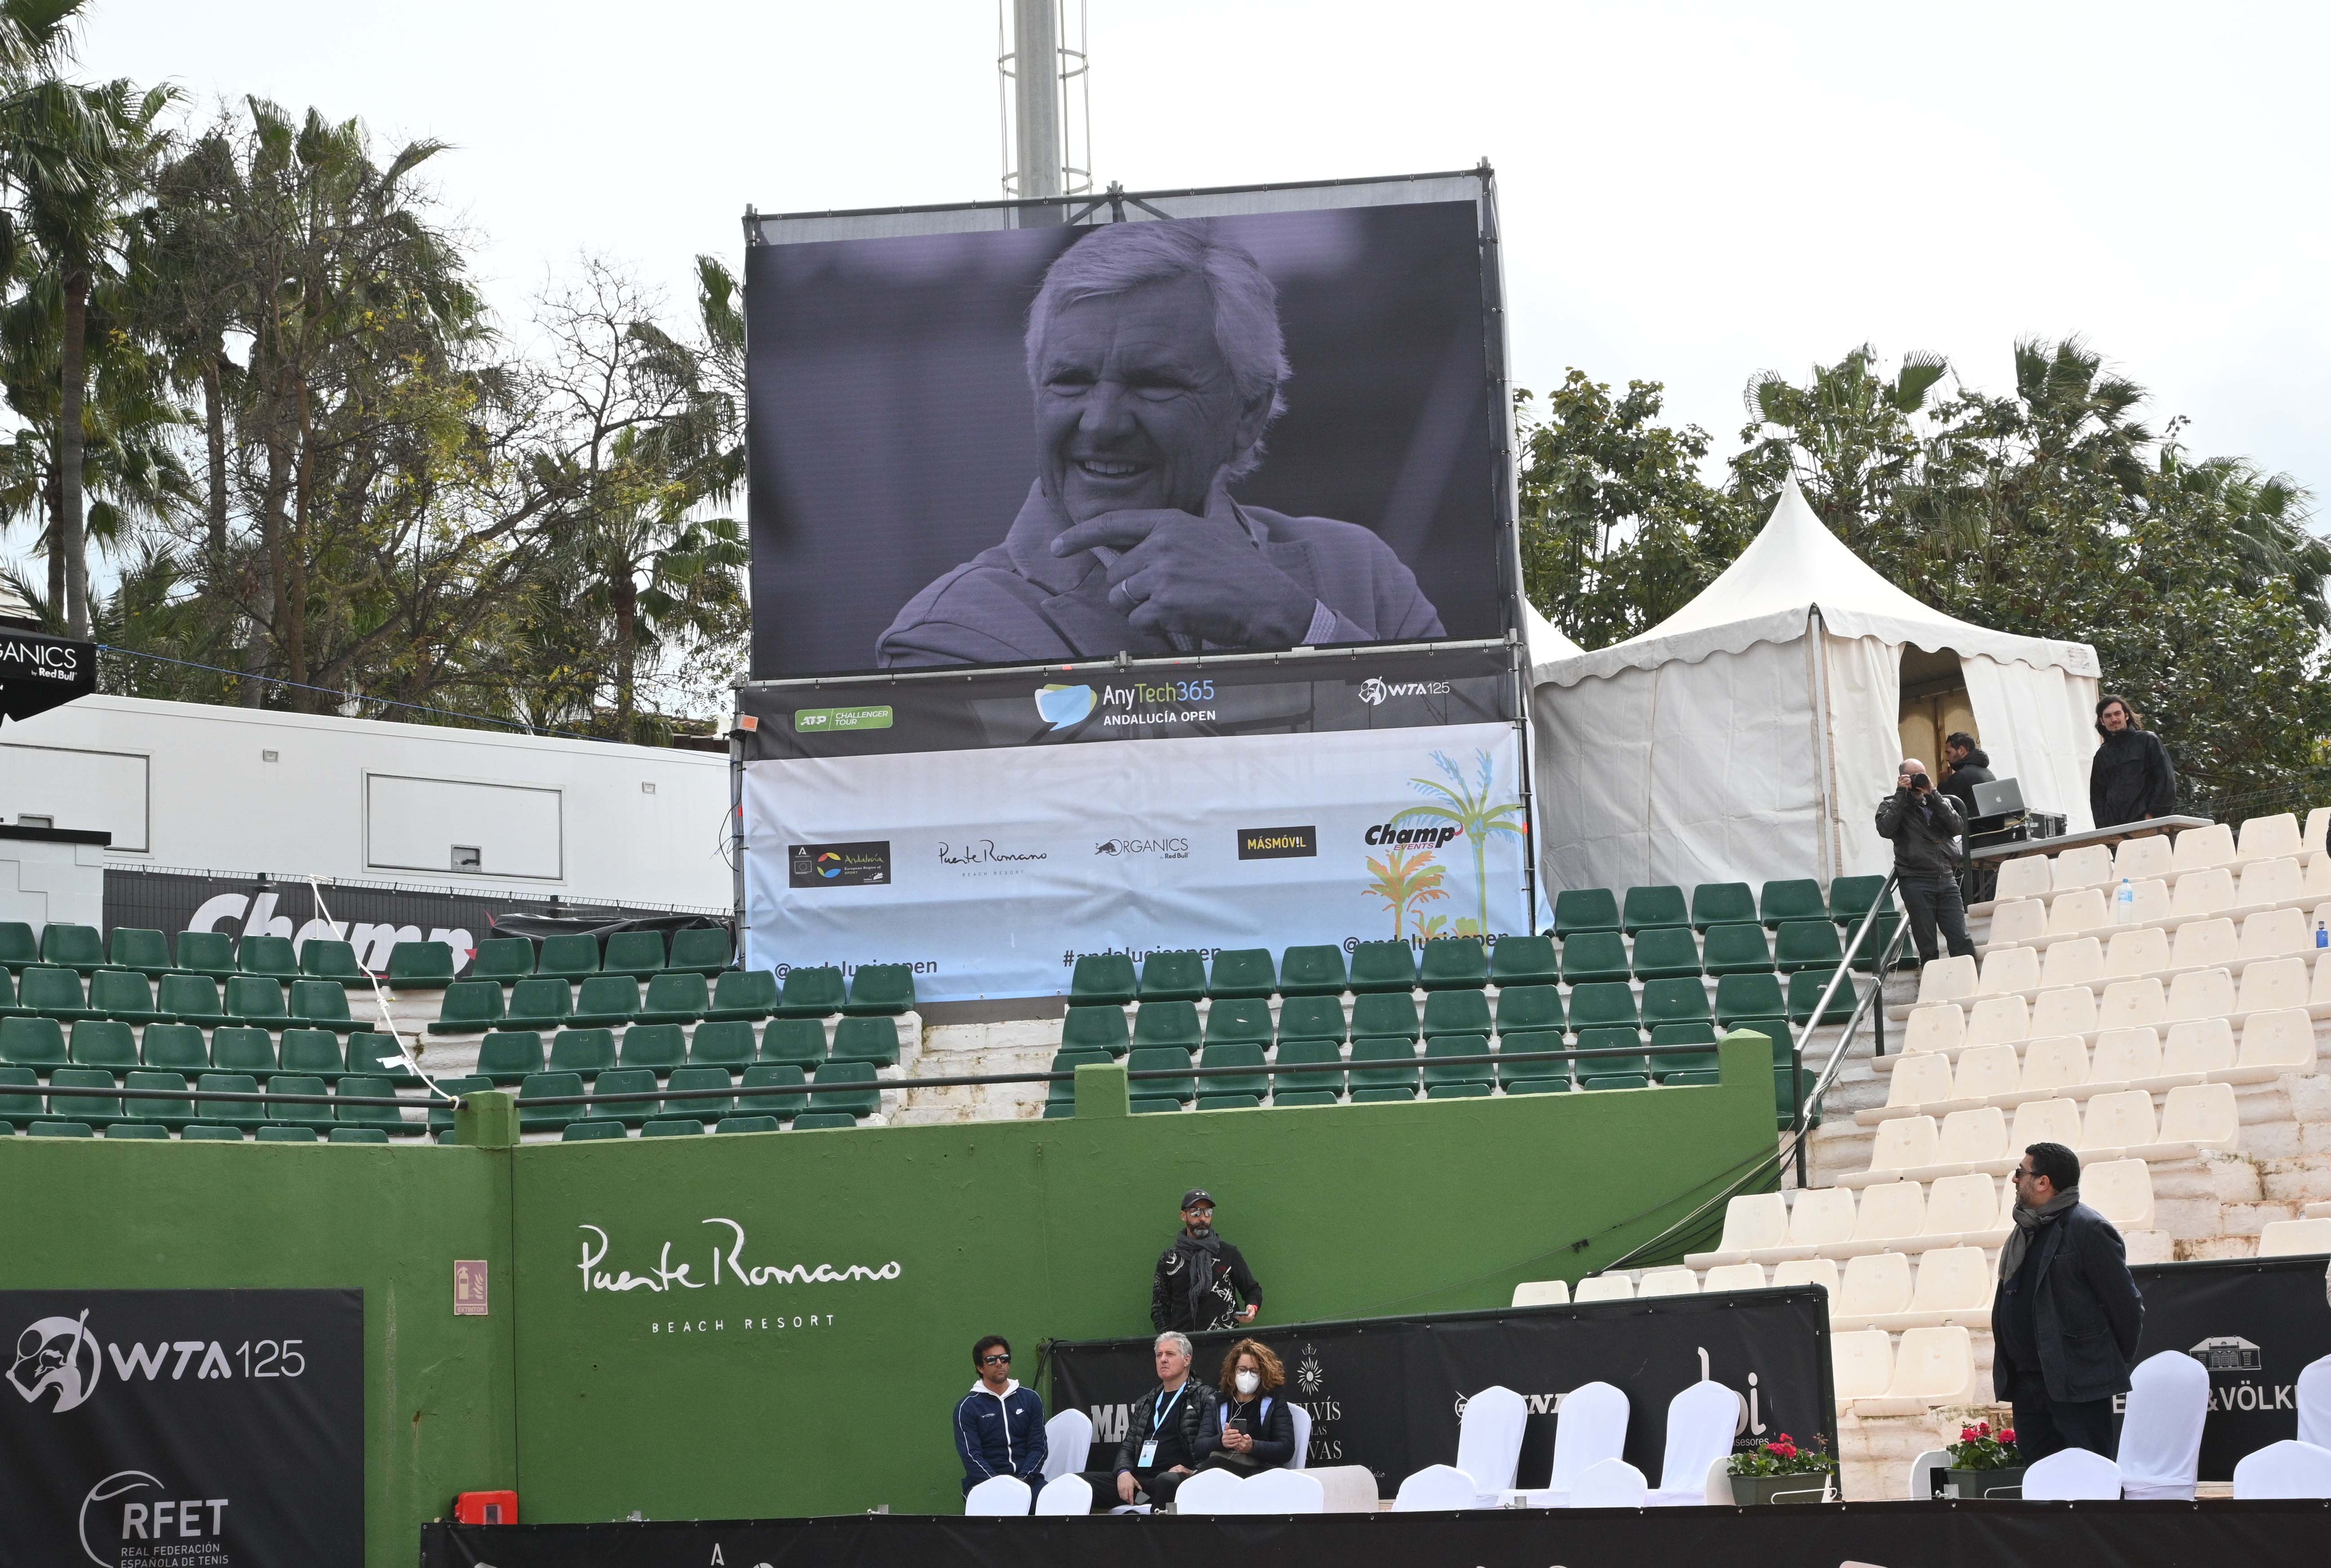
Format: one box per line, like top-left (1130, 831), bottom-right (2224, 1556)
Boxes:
top-left (1389, 750), bottom-right (1528, 936)
top-left (1363, 846), bottom-right (1446, 940)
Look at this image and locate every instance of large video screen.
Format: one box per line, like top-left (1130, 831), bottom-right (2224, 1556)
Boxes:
top-left (745, 190), bottom-right (1509, 679)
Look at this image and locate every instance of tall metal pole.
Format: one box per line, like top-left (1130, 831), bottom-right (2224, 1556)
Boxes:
top-left (1012, 0), bottom-right (1063, 200)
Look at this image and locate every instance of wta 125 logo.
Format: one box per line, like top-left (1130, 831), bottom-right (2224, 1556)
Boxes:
top-left (10, 1306), bottom-right (312, 1417)
top-left (10, 1310), bottom-right (101, 1412)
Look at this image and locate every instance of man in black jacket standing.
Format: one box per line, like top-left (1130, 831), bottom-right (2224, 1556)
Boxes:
top-left (1876, 758), bottom-right (1976, 964)
top-left (2090, 695), bottom-right (2178, 828)
top-left (1151, 1190), bottom-right (1262, 1334)
top-left (1992, 1142), bottom-right (2145, 1461)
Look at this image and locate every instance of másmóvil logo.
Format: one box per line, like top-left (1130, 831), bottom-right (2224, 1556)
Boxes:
top-left (1034, 683), bottom-right (1096, 731)
top-left (10, 1309), bottom-right (101, 1413)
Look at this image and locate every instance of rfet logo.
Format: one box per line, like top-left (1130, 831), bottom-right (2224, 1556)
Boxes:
top-left (10, 1309), bottom-right (101, 1413)
top-left (80, 1470), bottom-right (229, 1566)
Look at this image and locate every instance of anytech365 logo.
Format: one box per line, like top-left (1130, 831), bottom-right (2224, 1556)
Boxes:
top-left (1358, 676), bottom-right (1451, 706)
top-left (10, 1309), bottom-right (101, 1412)
top-left (1034, 683), bottom-right (1097, 731)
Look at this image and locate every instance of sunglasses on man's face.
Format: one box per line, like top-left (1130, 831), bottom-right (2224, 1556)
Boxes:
top-left (981, 1353), bottom-right (1011, 1365)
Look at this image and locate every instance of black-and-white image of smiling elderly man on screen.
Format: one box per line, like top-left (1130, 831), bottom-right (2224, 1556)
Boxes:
top-left (877, 221), bottom-right (1445, 666)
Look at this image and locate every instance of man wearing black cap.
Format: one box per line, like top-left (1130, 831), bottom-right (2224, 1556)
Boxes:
top-left (1151, 1190), bottom-right (1263, 1334)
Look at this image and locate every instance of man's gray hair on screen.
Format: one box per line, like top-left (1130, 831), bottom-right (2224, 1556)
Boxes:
top-left (1153, 1331), bottom-right (1193, 1358)
top-left (1025, 220), bottom-right (1290, 479)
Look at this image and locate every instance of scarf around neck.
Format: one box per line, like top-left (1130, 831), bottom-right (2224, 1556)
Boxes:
top-left (2000, 1186), bottom-right (2080, 1279)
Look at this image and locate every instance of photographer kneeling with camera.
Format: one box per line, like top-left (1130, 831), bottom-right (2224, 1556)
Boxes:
top-left (1877, 758), bottom-right (1977, 964)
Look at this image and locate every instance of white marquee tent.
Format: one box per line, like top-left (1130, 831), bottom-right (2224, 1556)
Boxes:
top-left (1528, 482), bottom-right (2101, 894)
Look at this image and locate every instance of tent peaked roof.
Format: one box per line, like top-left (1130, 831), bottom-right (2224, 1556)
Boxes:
top-left (1534, 478), bottom-right (2099, 686)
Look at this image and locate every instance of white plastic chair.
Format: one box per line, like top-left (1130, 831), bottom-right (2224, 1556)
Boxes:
top-left (1042, 1408), bottom-right (1092, 1481)
top-left (1637, 1267), bottom-right (1699, 1297)
top-left (1647, 1379), bottom-right (1739, 1505)
top-left (965, 1474), bottom-right (1033, 1515)
top-left (1452, 1384), bottom-right (1529, 1498)
top-left (1830, 1329), bottom-right (1893, 1400)
top-left (1231, 1468), bottom-right (1324, 1514)
top-left (2232, 1439), bottom-right (2331, 1498)
top-left (1903, 1004), bottom-right (1966, 1056)
top-left (1567, 1456), bottom-right (1648, 1508)
top-left (1512, 1278), bottom-right (1572, 1307)
top-left (2112, 834), bottom-right (2173, 883)
top-left (1288, 1401), bottom-right (1313, 1470)
top-left (1574, 1274), bottom-right (1634, 1302)
top-left (2083, 1159), bottom-right (2156, 1230)
top-left (2029, 985), bottom-right (2098, 1039)
top-left (2020, 1446), bottom-right (2122, 1501)
top-left (2117, 1349), bottom-right (2209, 1500)
top-left (1836, 1252), bottom-right (1912, 1327)
top-left (1702, 1261), bottom-right (1767, 1291)
top-left (1992, 858), bottom-right (2053, 903)
top-left (2239, 813), bottom-right (2304, 863)
top-left (2299, 1353), bottom-right (2331, 1449)
top-left (1771, 1256), bottom-right (1840, 1295)
top-left (1521, 1380), bottom-right (1630, 1506)
top-left (1920, 953), bottom-right (1979, 1004)
top-left (1391, 1463), bottom-right (1479, 1512)
top-left (1033, 1473), bottom-right (1091, 1515)
top-left (1905, 1447), bottom-right (1950, 1501)
top-left (1312, 1465), bottom-right (1381, 1512)
top-left (2039, 937), bottom-right (2103, 991)
top-left (1170, 1465), bottom-right (1244, 1515)
top-left (1951, 1043), bottom-right (2018, 1103)
top-left (1979, 945), bottom-right (2042, 996)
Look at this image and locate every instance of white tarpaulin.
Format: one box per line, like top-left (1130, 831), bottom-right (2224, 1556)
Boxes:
top-left (1531, 482), bottom-right (2100, 894)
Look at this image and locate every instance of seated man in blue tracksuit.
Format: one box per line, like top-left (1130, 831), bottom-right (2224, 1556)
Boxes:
top-left (955, 1334), bottom-right (1048, 1499)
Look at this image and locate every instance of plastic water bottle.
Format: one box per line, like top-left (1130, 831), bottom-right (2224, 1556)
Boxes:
top-left (2115, 878), bottom-right (2135, 924)
top-left (2317, 920), bottom-right (2327, 952)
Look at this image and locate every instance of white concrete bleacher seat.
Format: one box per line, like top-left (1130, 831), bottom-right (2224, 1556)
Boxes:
top-left (2040, 937), bottom-right (2103, 992)
top-left (964, 1474), bottom-right (1033, 1515)
top-left (2170, 821), bottom-right (2237, 875)
top-left (1838, 1179), bottom-right (1925, 1254)
top-left (1229, 1468), bottom-right (1324, 1514)
top-left (2008, 1096), bottom-right (2083, 1159)
top-left (2117, 1349), bottom-right (2210, 1500)
top-left (1917, 954), bottom-right (1978, 1006)
top-left (1574, 1274), bottom-right (1634, 1303)
top-left (1513, 1380), bottom-right (1629, 1507)
top-left (1774, 1187), bottom-right (1855, 1259)
top-left (2306, 807), bottom-right (2331, 858)
top-left (1985, 899), bottom-right (2046, 949)
top-left (2053, 843), bottom-right (2115, 893)
top-left (2045, 887), bottom-right (2109, 942)
top-left (1980, 945), bottom-right (2042, 998)
top-left (1842, 1107), bottom-right (2013, 1186)
top-left (2022, 1446), bottom-right (2122, 1500)
top-left (2085, 1158), bottom-right (2157, 1230)
top-left (2258, 1218), bottom-right (2331, 1257)
top-left (1567, 1456), bottom-right (1648, 1508)
top-left (1771, 1256), bottom-right (1840, 1295)
top-left (1993, 855), bottom-right (2054, 904)
top-left (1648, 1380), bottom-right (1739, 1506)
top-left (2104, 924), bottom-right (2170, 980)
top-left (1832, 1252), bottom-right (1911, 1328)
top-left (1852, 1326), bottom-right (1977, 1416)
top-left (1637, 1267), bottom-right (1699, 1298)
top-left (2237, 812), bottom-right (2304, 865)
top-left (2233, 1440), bottom-right (2331, 1499)
top-left (1832, 1247), bottom-right (1993, 1333)
top-left (1702, 1261), bottom-right (1767, 1291)
top-left (1686, 1191), bottom-right (1786, 1267)
top-left (1034, 1474), bottom-right (1091, 1514)
top-left (1511, 1279), bottom-right (1572, 1306)
top-left (2113, 832), bottom-right (2175, 883)
top-left (1831, 1329), bottom-right (1893, 1403)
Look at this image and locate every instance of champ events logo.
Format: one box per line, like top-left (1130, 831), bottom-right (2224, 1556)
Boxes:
top-left (578, 1218), bottom-right (904, 1294)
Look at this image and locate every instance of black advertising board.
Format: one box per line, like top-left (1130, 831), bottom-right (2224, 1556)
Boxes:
top-left (1049, 1288), bottom-right (1834, 1497)
top-left (0, 1288), bottom-right (362, 1567)
top-left (2128, 1254), bottom-right (2331, 1480)
top-left (0, 628), bottom-right (96, 722)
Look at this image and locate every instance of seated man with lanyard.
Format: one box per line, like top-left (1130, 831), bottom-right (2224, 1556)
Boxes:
top-left (1083, 1331), bottom-right (1217, 1511)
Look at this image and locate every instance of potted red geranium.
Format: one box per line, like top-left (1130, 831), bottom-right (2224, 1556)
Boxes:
top-left (1727, 1433), bottom-right (1837, 1505)
top-left (1942, 1421), bottom-right (2023, 1499)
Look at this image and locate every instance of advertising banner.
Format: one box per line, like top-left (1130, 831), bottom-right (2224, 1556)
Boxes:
top-left (0, 1288), bottom-right (362, 1567)
top-left (745, 175), bottom-right (1511, 679)
top-left (2128, 1255), bottom-right (2331, 1480)
top-left (739, 649), bottom-right (1529, 1001)
top-left (0, 627), bottom-right (96, 723)
top-left (1049, 1289), bottom-right (1836, 1497)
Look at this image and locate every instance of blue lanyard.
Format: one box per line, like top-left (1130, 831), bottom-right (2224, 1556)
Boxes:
top-left (1152, 1384), bottom-right (1186, 1434)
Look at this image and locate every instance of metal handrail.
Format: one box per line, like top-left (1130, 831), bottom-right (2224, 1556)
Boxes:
top-left (1784, 873), bottom-right (1901, 1184)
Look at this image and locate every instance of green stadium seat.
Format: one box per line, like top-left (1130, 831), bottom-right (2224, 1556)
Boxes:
top-left (209, 1027), bottom-right (276, 1074)
top-left (22, 966), bottom-right (94, 1022)
top-left (256, 1125), bottom-right (317, 1142)
top-left (50, 1065), bottom-right (121, 1124)
top-left (808, 1060), bottom-right (881, 1118)
top-left (1558, 932), bottom-right (1630, 985)
top-left (278, 1029), bottom-right (347, 1081)
top-left (1493, 985), bottom-right (1563, 1036)
top-left (706, 969), bottom-right (778, 1022)
top-left (561, 1118), bottom-right (626, 1140)
top-left (40, 922), bottom-right (105, 974)
top-left (668, 926), bottom-right (735, 976)
top-left (547, 1028), bottom-right (618, 1077)
top-left (1713, 973), bottom-right (1786, 1027)
top-left (1553, 888), bottom-right (1621, 938)
top-left (594, 1066), bottom-right (663, 1127)
top-left (1426, 1080), bottom-right (1493, 1099)
top-left (618, 1023), bottom-right (688, 1072)
top-left (1506, 1077), bottom-right (1572, 1094)
top-left (238, 934), bottom-right (299, 981)
top-left (31, 1120), bottom-right (94, 1136)
top-left (156, 974), bottom-right (226, 1027)
top-left (687, 1021), bottom-right (757, 1071)
top-left (793, 1111), bottom-right (861, 1130)
top-left (1846, 912), bottom-right (1907, 974)
top-left (1195, 1093), bottom-right (1261, 1111)
top-left (434, 1129), bottom-right (459, 1144)
top-left (1350, 992), bottom-right (1420, 1042)
top-left (346, 1032), bottom-right (411, 1079)
top-left (1347, 941), bottom-right (1418, 994)
top-left (107, 1121), bottom-right (168, 1139)
top-left (0, 966), bottom-right (17, 1016)
top-left (1662, 1070), bottom-right (1721, 1088)
top-left (1496, 1029), bottom-right (1566, 1089)
top-left (0, 1065), bottom-right (36, 1128)
top-left (1566, 982), bottom-right (1639, 1032)
top-left (637, 971), bottom-right (710, 1023)
top-left (1127, 1045), bottom-right (1197, 1103)
top-left (757, 1019), bottom-right (827, 1068)
top-left (1622, 885), bottom-right (1689, 935)
top-left (1581, 1074), bottom-right (1651, 1092)
top-left (1196, 1043), bottom-right (1268, 1099)
top-left (1759, 879), bottom-right (1826, 929)
top-left (844, 963), bottom-right (918, 1016)
top-left (718, 1115), bottom-right (783, 1135)
top-left (1274, 995), bottom-right (1346, 1045)
top-left (1421, 989), bottom-right (1491, 1039)
top-left (830, 1016), bottom-right (900, 1067)
top-left (476, 1031), bottom-right (547, 1086)
top-left (1629, 927), bottom-right (1702, 981)
top-left (537, 934), bottom-right (600, 982)
top-left (774, 966), bottom-right (845, 1018)
top-left (1777, 1065), bottom-right (1822, 1130)
top-left (1045, 1045), bottom-right (1114, 1115)
top-left (1069, 954), bottom-right (1137, 1005)
top-left (469, 938), bottom-right (535, 983)
top-left (1418, 939), bottom-right (1489, 990)
top-left (1649, 1022), bottom-right (1721, 1081)
top-left (426, 1075), bottom-right (493, 1134)
top-left (1773, 920), bottom-right (1844, 975)
top-left (198, 1072), bottom-right (266, 1132)
top-left (330, 1126), bottom-right (391, 1144)
top-left (737, 1064), bottom-right (808, 1119)
top-left (1, 1014), bottom-right (68, 1068)
top-left (223, 975), bottom-right (289, 1028)
top-left (1277, 945), bottom-right (1348, 997)
top-left (299, 938), bottom-right (369, 986)
top-left (603, 930), bottom-right (668, 979)
top-left (335, 1075), bottom-right (411, 1135)
top-left (267, 1073), bottom-right (334, 1129)
top-left (139, 1024), bottom-right (207, 1073)
top-left (1828, 875), bottom-right (1895, 928)
top-left (1575, 1024), bottom-right (1648, 1079)
top-left (1724, 1020), bottom-right (1793, 1067)
top-left (1203, 998), bottom-right (1273, 1048)
top-left (175, 930), bottom-right (237, 979)
top-left (1208, 948), bottom-right (1276, 999)
top-left (1423, 1034), bottom-right (1493, 1092)
top-left (518, 1071), bottom-right (586, 1132)
top-left (108, 928), bottom-right (175, 978)
top-left (1640, 978), bottom-right (1713, 1029)
top-left (387, 941), bottom-right (456, 989)
top-left (1348, 1036), bottom-right (1420, 1100)
top-left (288, 979), bottom-right (357, 1032)
top-left (1690, 882), bottom-right (1758, 932)
top-left (1272, 1038), bottom-right (1345, 1100)
top-left (89, 968), bottom-right (165, 1024)
top-left (0, 921), bottom-right (37, 972)
top-left (183, 1124), bottom-right (243, 1141)
top-left (68, 1019), bottom-right (138, 1072)
top-left (1138, 950), bottom-right (1207, 1003)
top-left (569, 975), bottom-right (640, 1028)
top-left (428, 979), bottom-right (505, 1036)
top-left (1787, 969), bottom-right (1858, 1024)
top-left (503, 978), bottom-right (574, 1031)
top-left (1700, 923), bottom-right (1774, 976)
top-left (1487, 934), bottom-right (1560, 987)
top-left (1061, 1005), bottom-right (1131, 1055)
top-left (1130, 1001), bottom-right (1201, 1052)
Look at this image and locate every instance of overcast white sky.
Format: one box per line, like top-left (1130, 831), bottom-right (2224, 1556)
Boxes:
top-left (71, 0), bottom-right (2331, 511)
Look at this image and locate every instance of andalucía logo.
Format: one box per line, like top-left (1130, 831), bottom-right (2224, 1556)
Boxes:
top-left (10, 1309), bottom-right (101, 1412)
top-left (788, 841), bottom-right (891, 888)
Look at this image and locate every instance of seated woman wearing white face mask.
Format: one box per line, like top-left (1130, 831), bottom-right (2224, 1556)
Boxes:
top-left (1195, 1338), bottom-right (1298, 1477)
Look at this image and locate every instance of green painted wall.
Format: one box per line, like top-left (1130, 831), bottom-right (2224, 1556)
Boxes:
top-left (0, 1035), bottom-right (1775, 1550)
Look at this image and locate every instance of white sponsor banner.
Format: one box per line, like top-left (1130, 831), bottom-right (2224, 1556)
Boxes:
top-left (742, 723), bottom-right (1529, 1001)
